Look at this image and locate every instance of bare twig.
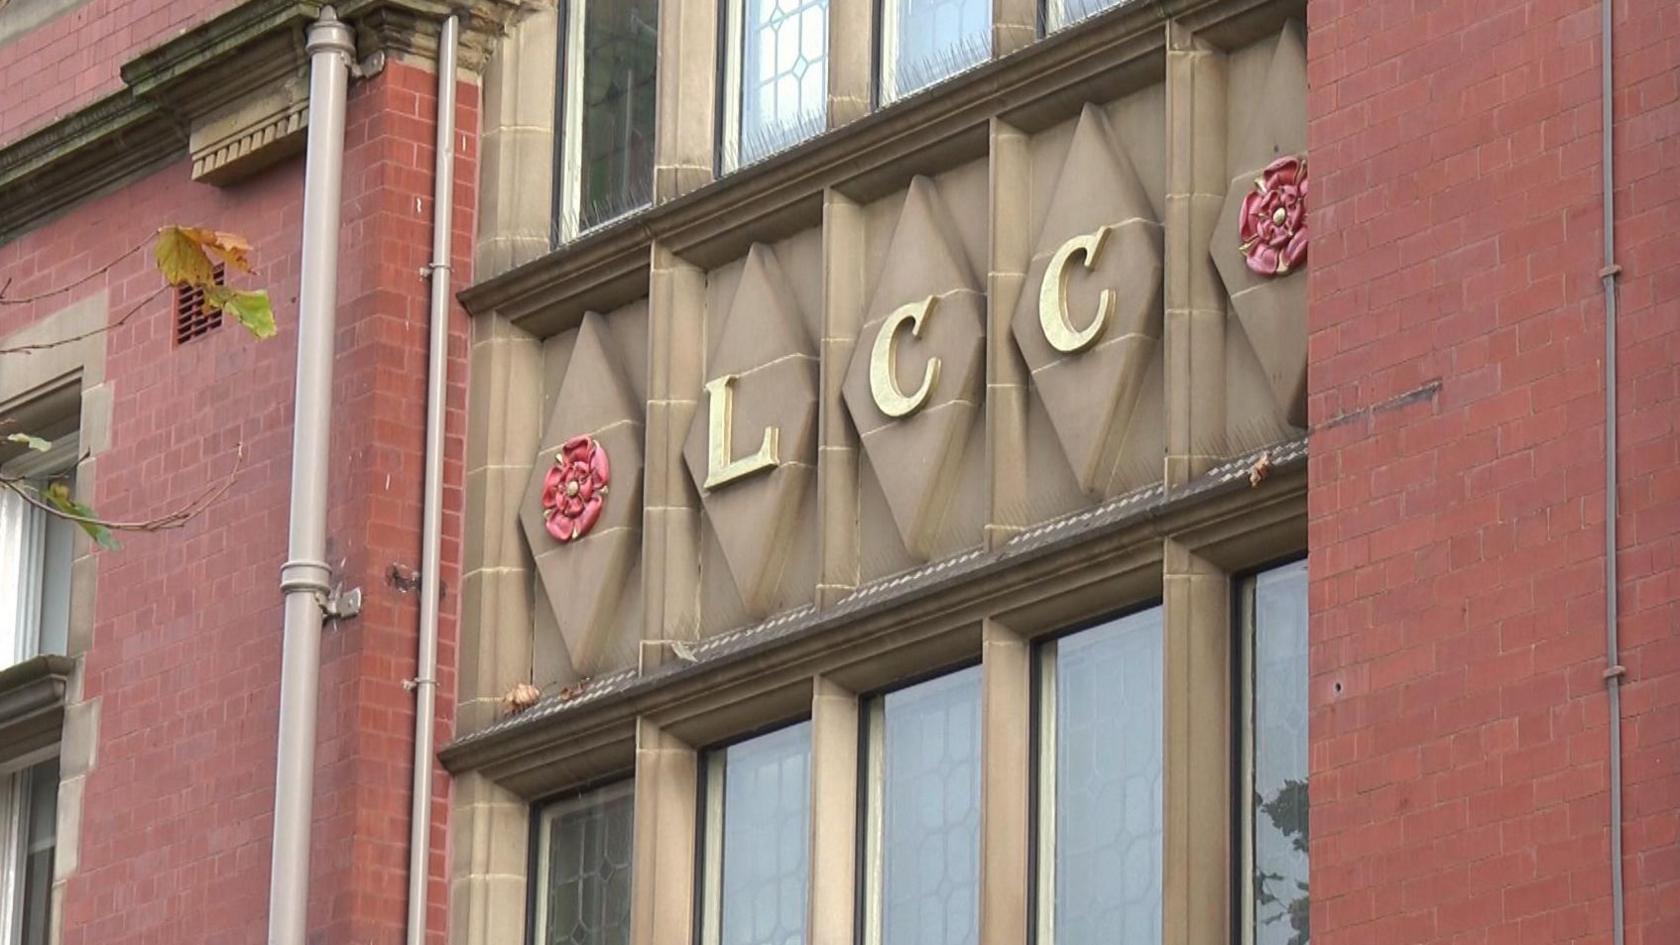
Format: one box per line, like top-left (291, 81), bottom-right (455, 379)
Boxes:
top-left (0, 443), bottom-right (246, 533)
top-left (0, 237), bottom-right (149, 306)
top-left (0, 284), bottom-right (167, 355)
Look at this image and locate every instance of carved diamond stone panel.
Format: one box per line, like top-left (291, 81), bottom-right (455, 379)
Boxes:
top-left (1212, 21), bottom-right (1309, 427)
top-left (518, 312), bottom-right (644, 673)
top-left (841, 176), bottom-right (984, 559)
top-left (1011, 104), bottom-right (1164, 498)
top-left (683, 244), bottom-right (819, 617)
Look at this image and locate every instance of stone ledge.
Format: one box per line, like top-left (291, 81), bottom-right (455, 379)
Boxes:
top-left (0, 0), bottom-right (522, 241)
top-left (0, 654), bottom-right (75, 768)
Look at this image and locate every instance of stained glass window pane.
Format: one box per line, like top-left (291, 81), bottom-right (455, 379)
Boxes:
top-left (1249, 561), bottom-right (1309, 945)
top-left (883, 0), bottom-right (990, 102)
top-left (709, 722), bottom-right (812, 945)
top-left (572, 0), bottom-right (658, 233)
top-left (736, 0), bottom-right (828, 166)
top-left (535, 782), bottom-right (635, 945)
top-left (1043, 607), bottom-right (1163, 945)
top-left (874, 665), bottom-right (982, 945)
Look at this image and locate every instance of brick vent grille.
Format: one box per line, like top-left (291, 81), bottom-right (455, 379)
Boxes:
top-left (174, 264), bottom-right (225, 345)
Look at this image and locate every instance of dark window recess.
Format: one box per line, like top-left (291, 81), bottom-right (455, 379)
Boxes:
top-left (174, 264), bottom-right (225, 345)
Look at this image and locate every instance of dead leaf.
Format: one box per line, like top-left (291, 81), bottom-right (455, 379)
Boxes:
top-left (499, 682), bottom-right (541, 716)
top-left (1248, 451), bottom-right (1273, 488)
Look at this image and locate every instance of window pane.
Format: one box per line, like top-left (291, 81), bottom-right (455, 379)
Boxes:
top-left (871, 666), bottom-right (981, 945)
top-left (708, 722), bottom-right (812, 945)
top-left (574, 0), bottom-right (658, 232)
top-left (19, 758), bottom-right (58, 945)
top-left (1042, 608), bottom-right (1162, 945)
top-left (735, 0), bottom-right (828, 167)
top-left (0, 489), bottom-right (46, 668)
top-left (883, 0), bottom-right (990, 102)
top-left (1249, 561), bottom-right (1309, 945)
top-left (1043, 0), bottom-right (1127, 33)
top-left (536, 782), bottom-right (635, 945)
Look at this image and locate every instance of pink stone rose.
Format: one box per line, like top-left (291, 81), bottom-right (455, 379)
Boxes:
top-left (1239, 155), bottom-right (1308, 277)
top-left (541, 435), bottom-right (610, 542)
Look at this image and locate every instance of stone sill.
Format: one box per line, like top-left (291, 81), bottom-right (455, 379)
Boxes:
top-left (0, 653), bottom-right (74, 769)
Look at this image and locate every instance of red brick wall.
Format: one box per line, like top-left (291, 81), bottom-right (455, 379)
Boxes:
top-left (0, 59), bottom-right (476, 944)
top-left (0, 0), bottom-right (241, 146)
top-left (1307, 0), bottom-right (1679, 943)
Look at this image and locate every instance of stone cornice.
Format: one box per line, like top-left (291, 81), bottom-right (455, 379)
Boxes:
top-left (439, 439), bottom-right (1308, 788)
top-left (0, 654), bottom-right (75, 768)
top-left (0, 0), bottom-right (522, 243)
top-left (459, 0), bottom-right (1302, 337)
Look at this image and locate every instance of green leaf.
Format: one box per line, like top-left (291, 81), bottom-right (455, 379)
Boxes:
top-left (204, 286), bottom-right (276, 339)
top-left (44, 481), bottom-right (120, 550)
top-left (154, 226), bottom-right (218, 289)
top-left (5, 433), bottom-right (51, 452)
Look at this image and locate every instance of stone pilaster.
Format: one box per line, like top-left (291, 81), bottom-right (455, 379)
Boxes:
top-left (1163, 21), bottom-right (1229, 486)
top-left (985, 119), bottom-right (1031, 549)
top-left (818, 190), bottom-right (864, 606)
top-left (629, 720), bottom-right (699, 945)
top-left (1162, 538), bottom-right (1231, 945)
top-left (979, 619), bottom-right (1030, 945)
top-left (644, 244), bottom-right (706, 640)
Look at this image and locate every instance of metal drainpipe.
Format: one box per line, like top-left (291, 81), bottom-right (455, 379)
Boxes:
top-left (406, 13), bottom-right (458, 945)
top-left (1598, 0), bottom-right (1626, 943)
top-left (269, 7), bottom-right (355, 945)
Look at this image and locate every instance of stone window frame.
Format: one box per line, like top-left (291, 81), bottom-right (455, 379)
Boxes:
top-left (447, 466), bottom-right (1305, 945)
top-left (0, 292), bottom-right (111, 945)
top-left (457, 3), bottom-right (1311, 943)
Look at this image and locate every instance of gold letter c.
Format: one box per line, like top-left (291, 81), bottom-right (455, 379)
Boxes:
top-left (869, 296), bottom-right (942, 419)
top-left (1039, 225), bottom-right (1115, 354)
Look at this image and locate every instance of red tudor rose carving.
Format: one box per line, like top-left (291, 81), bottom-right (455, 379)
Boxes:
top-left (541, 435), bottom-right (610, 542)
top-left (1239, 156), bottom-right (1308, 277)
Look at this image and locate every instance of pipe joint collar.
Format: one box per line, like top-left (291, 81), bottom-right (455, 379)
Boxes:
top-left (306, 8), bottom-right (357, 59)
top-left (279, 558), bottom-right (334, 596)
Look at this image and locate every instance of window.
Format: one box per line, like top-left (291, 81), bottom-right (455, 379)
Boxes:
top-left (0, 757), bottom-right (58, 945)
top-left (721, 0), bottom-right (829, 171)
top-left (698, 721), bottom-right (812, 945)
top-left (1240, 560), bottom-right (1309, 945)
top-left (1040, 0), bottom-right (1127, 34)
top-left (533, 781), bottom-right (635, 945)
top-left (1033, 607), bottom-right (1162, 945)
top-left (878, 0), bottom-right (990, 104)
top-left (555, 0), bottom-right (659, 243)
top-left (860, 665), bottom-right (981, 945)
top-left (0, 436), bottom-right (77, 670)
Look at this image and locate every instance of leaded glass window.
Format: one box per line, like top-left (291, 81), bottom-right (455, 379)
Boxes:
top-left (699, 722), bottom-right (812, 945)
top-left (879, 0), bottom-right (990, 104)
top-left (723, 0), bottom-right (829, 171)
top-left (1034, 607), bottom-right (1163, 945)
top-left (862, 666), bottom-right (982, 945)
top-left (1242, 560), bottom-right (1309, 945)
top-left (555, 0), bottom-right (658, 242)
top-left (533, 781), bottom-right (635, 945)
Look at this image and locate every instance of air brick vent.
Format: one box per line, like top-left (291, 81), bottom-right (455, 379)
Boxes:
top-left (174, 264), bottom-right (225, 345)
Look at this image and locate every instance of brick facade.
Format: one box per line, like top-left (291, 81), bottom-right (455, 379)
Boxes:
top-left (1307, 1), bottom-right (1679, 943)
top-left (0, 57), bottom-right (476, 944)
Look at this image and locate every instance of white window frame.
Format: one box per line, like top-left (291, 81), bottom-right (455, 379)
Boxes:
top-left (1238, 560), bottom-right (1310, 945)
top-left (0, 753), bottom-right (58, 945)
top-left (554, 0), bottom-right (657, 244)
top-left (0, 434), bottom-right (77, 671)
top-left (555, 0), bottom-right (589, 244)
top-left (718, 0), bottom-right (748, 174)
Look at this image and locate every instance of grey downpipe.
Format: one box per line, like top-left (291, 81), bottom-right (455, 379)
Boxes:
top-left (270, 7), bottom-right (355, 945)
top-left (1598, 0), bottom-right (1625, 944)
top-left (406, 13), bottom-right (458, 945)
